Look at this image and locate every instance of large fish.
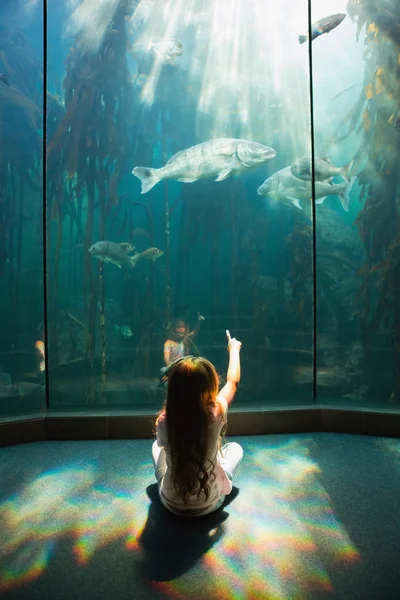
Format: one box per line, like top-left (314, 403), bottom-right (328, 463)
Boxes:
top-left (290, 156), bottom-right (354, 182)
top-left (299, 13), bottom-right (346, 44)
top-left (88, 241), bottom-right (136, 269)
top-left (257, 166), bottom-right (356, 212)
top-left (132, 138), bottom-right (277, 194)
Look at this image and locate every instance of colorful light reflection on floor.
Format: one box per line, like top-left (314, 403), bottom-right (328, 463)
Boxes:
top-left (0, 461), bottom-right (152, 592)
top-left (0, 438), bottom-right (360, 597)
top-left (154, 439), bottom-right (360, 600)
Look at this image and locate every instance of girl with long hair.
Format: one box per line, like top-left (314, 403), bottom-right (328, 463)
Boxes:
top-left (152, 330), bottom-right (243, 516)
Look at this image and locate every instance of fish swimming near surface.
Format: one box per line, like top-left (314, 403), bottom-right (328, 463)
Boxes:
top-left (114, 324), bottom-right (133, 339)
top-left (147, 38), bottom-right (183, 62)
top-left (0, 73), bottom-right (9, 86)
top-left (89, 241), bottom-right (136, 269)
top-left (133, 138), bottom-right (277, 194)
top-left (290, 157), bottom-right (354, 182)
top-left (257, 166), bottom-right (356, 212)
top-left (299, 13), bottom-right (346, 44)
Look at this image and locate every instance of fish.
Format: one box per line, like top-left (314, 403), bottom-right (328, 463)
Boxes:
top-left (132, 227), bottom-right (150, 238)
top-left (299, 13), bottom-right (346, 44)
top-left (290, 157), bottom-right (354, 182)
top-left (133, 138), bottom-right (277, 194)
top-left (88, 241), bottom-right (136, 269)
top-left (257, 166), bottom-right (356, 212)
top-left (0, 73), bottom-right (9, 86)
top-left (147, 38), bottom-right (183, 62)
top-left (35, 341), bottom-right (45, 373)
top-left (293, 365), bottom-right (343, 387)
top-left (114, 324), bottom-right (133, 339)
top-left (130, 247), bottom-right (164, 267)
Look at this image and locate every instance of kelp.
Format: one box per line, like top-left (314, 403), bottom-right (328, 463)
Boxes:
top-left (0, 23), bottom-right (42, 347)
top-left (347, 0), bottom-right (400, 398)
top-left (46, 1), bottom-right (137, 400)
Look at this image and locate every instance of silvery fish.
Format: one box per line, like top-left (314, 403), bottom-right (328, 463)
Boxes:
top-left (293, 365), bottom-right (343, 387)
top-left (299, 13), bottom-right (346, 44)
top-left (148, 38), bottom-right (183, 61)
top-left (257, 166), bottom-right (356, 212)
top-left (290, 157), bottom-right (354, 182)
top-left (133, 138), bottom-right (277, 194)
top-left (88, 241), bottom-right (136, 269)
top-left (130, 247), bottom-right (164, 267)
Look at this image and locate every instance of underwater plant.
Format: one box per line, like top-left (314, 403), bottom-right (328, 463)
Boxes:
top-left (46, 1), bottom-right (138, 401)
top-left (345, 0), bottom-right (400, 400)
top-left (0, 20), bottom-right (42, 349)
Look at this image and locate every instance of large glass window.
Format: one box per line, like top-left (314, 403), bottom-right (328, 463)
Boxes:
top-left (1, 0), bottom-right (393, 416)
top-left (46, 0), bottom-right (313, 411)
top-left (0, 0), bottom-right (45, 418)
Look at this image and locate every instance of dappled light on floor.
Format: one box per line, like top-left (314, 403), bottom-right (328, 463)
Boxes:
top-left (0, 438), bottom-right (359, 598)
top-left (154, 439), bottom-right (359, 600)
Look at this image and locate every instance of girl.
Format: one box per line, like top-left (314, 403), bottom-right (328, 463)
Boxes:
top-left (152, 330), bottom-right (243, 516)
top-left (163, 314), bottom-right (205, 367)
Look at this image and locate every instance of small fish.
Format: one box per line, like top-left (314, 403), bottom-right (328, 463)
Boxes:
top-left (132, 227), bottom-right (150, 238)
top-left (130, 247), bottom-right (164, 267)
top-left (299, 13), bottom-right (346, 44)
top-left (147, 38), bottom-right (183, 62)
top-left (293, 365), bottom-right (342, 387)
top-left (114, 324), bottom-right (133, 339)
top-left (88, 241), bottom-right (136, 269)
top-left (257, 166), bottom-right (356, 212)
top-left (290, 157), bottom-right (354, 182)
top-left (0, 73), bottom-right (9, 86)
top-left (133, 138), bottom-right (277, 194)
top-left (35, 340), bottom-right (46, 373)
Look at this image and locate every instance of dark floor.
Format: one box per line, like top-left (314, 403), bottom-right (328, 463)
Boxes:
top-left (0, 433), bottom-right (399, 599)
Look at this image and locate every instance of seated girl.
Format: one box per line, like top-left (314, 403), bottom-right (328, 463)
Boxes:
top-left (152, 330), bottom-right (243, 516)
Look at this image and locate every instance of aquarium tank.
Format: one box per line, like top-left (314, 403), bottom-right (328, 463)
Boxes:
top-left (0, 0), bottom-right (399, 418)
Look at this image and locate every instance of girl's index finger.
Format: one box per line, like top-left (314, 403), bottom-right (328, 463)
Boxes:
top-left (226, 330), bottom-right (231, 341)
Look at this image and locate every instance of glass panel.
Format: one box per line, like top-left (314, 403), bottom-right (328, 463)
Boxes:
top-left (0, 0), bottom-right (46, 418)
top-left (47, 0), bottom-right (312, 411)
top-left (315, 0), bottom-right (400, 409)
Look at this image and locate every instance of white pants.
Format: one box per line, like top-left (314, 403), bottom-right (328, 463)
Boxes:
top-left (152, 440), bottom-right (243, 488)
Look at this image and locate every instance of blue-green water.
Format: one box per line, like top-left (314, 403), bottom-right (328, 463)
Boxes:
top-left (0, 0), bottom-right (399, 416)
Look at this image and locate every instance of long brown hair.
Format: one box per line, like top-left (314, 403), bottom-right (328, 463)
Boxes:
top-left (164, 356), bottom-right (220, 503)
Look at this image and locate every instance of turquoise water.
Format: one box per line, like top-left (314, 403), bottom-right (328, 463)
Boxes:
top-left (0, 0), bottom-right (399, 416)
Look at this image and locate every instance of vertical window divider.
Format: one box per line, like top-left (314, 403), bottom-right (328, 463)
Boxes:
top-left (307, 0), bottom-right (318, 401)
top-left (42, 0), bottom-right (50, 411)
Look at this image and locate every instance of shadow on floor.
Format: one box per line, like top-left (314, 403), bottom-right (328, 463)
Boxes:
top-left (137, 484), bottom-right (240, 581)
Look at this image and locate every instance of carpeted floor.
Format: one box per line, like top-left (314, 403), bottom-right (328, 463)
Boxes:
top-left (0, 433), bottom-right (399, 599)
